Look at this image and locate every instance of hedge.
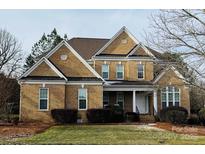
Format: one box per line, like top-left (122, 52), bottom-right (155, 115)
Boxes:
top-left (159, 106), bottom-right (188, 124)
top-left (51, 109), bottom-right (78, 124)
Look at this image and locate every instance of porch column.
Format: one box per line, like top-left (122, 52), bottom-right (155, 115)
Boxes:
top-left (153, 90), bottom-right (158, 115)
top-left (133, 90), bottom-right (136, 112)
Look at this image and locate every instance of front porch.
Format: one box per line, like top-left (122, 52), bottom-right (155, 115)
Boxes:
top-left (103, 83), bottom-right (158, 116)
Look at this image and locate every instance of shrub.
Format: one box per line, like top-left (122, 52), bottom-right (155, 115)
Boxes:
top-left (111, 108), bottom-right (124, 123)
top-left (187, 114), bottom-right (200, 125)
top-left (159, 106), bottom-right (188, 124)
top-left (125, 112), bottom-right (139, 122)
top-left (51, 109), bottom-right (78, 124)
top-left (198, 108), bottom-right (205, 125)
top-left (87, 108), bottom-right (124, 123)
top-left (87, 109), bottom-right (111, 123)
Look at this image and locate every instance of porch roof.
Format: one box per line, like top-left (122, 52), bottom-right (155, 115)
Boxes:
top-left (103, 80), bottom-right (154, 91)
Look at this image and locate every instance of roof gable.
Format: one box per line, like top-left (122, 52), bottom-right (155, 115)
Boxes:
top-left (153, 66), bottom-right (186, 84)
top-left (127, 43), bottom-right (155, 57)
top-left (45, 40), bottom-right (103, 80)
top-left (19, 57), bottom-right (67, 81)
top-left (93, 26), bottom-right (140, 56)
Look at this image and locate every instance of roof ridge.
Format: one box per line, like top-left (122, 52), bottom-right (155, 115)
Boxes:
top-left (69, 37), bottom-right (110, 40)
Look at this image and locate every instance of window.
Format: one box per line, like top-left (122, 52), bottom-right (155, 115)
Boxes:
top-left (116, 64), bottom-right (124, 79)
top-left (116, 92), bottom-right (124, 109)
top-left (78, 89), bottom-right (87, 110)
top-left (103, 92), bottom-right (109, 108)
top-left (39, 88), bottom-right (49, 111)
top-left (102, 64), bottom-right (109, 79)
top-left (161, 86), bottom-right (180, 109)
top-left (137, 64), bottom-right (144, 79)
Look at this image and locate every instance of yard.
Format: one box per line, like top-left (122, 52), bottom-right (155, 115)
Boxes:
top-left (1, 124), bottom-right (205, 144)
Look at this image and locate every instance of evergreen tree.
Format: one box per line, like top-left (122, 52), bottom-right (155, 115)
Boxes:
top-left (24, 28), bottom-right (65, 70)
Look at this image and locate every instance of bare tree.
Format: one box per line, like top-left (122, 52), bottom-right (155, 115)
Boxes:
top-left (0, 29), bottom-right (22, 77)
top-left (146, 9), bottom-right (205, 88)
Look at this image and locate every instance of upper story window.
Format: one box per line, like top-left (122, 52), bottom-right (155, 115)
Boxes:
top-left (102, 64), bottom-right (109, 79)
top-left (161, 86), bottom-right (180, 109)
top-left (137, 64), bottom-right (144, 79)
top-left (116, 64), bottom-right (124, 80)
top-left (39, 88), bottom-right (49, 111)
top-left (78, 89), bottom-right (87, 110)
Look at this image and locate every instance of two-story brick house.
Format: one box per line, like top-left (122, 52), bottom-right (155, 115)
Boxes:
top-left (18, 27), bottom-right (190, 123)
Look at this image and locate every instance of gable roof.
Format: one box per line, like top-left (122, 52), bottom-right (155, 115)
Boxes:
top-left (153, 66), bottom-right (186, 84)
top-left (68, 37), bottom-right (109, 60)
top-left (19, 57), bottom-right (67, 81)
top-left (45, 40), bottom-right (103, 80)
top-left (93, 26), bottom-right (140, 57)
top-left (67, 37), bottom-right (163, 60)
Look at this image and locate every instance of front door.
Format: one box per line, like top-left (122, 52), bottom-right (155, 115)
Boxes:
top-left (136, 94), bottom-right (149, 114)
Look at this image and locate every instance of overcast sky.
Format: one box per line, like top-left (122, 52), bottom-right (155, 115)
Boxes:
top-left (0, 9), bottom-right (158, 58)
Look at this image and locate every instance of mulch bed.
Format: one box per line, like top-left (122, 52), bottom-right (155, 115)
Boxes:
top-left (0, 122), bottom-right (53, 139)
top-left (154, 122), bottom-right (205, 136)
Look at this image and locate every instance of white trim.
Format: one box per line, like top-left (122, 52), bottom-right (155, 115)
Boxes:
top-left (44, 58), bottom-right (67, 81)
top-left (133, 90), bottom-right (136, 112)
top-left (103, 87), bottom-right (154, 91)
top-left (126, 43), bottom-right (155, 58)
top-left (19, 80), bottom-right (102, 85)
top-left (19, 57), bottom-right (67, 81)
top-left (93, 57), bottom-right (154, 61)
top-left (45, 40), bottom-right (104, 81)
top-left (78, 88), bottom-right (88, 110)
top-left (116, 64), bottom-right (124, 80)
top-left (153, 66), bottom-right (186, 84)
top-left (153, 90), bottom-right (158, 115)
top-left (160, 86), bottom-right (181, 109)
top-left (38, 88), bottom-right (49, 111)
top-left (93, 26), bottom-right (140, 57)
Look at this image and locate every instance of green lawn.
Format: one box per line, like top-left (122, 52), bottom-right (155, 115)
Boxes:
top-left (2, 125), bottom-right (205, 145)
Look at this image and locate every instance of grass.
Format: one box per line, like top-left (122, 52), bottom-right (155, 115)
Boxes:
top-left (2, 125), bottom-right (205, 145)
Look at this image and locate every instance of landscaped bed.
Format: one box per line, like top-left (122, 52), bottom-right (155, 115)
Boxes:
top-left (1, 124), bottom-right (205, 144)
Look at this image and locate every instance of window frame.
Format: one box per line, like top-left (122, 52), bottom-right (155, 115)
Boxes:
top-left (161, 86), bottom-right (181, 109)
top-left (115, 92), bottom-right (124, 109)
top-left (116, 64), bottom-right (124, 80)
top-left (78, 88), bottom-right (88, 110)
top-left (39, 88), bottom-right (49, 111)
top-left (137, 64), bottom-right (144, 80)
top-left (102, 64), bottom-right (109, 80)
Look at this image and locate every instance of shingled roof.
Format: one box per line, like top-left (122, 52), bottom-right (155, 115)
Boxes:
top-left (68, 37), bottom-right (109, 60)
top-left (67, 37), bottom-right (163, 60)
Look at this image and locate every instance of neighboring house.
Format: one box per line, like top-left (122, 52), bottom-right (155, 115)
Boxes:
top-left (18, 27), bottom-right (190, 123)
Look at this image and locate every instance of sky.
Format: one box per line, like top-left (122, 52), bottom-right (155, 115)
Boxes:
top-left (0, 9), bottom-right (158, 58)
